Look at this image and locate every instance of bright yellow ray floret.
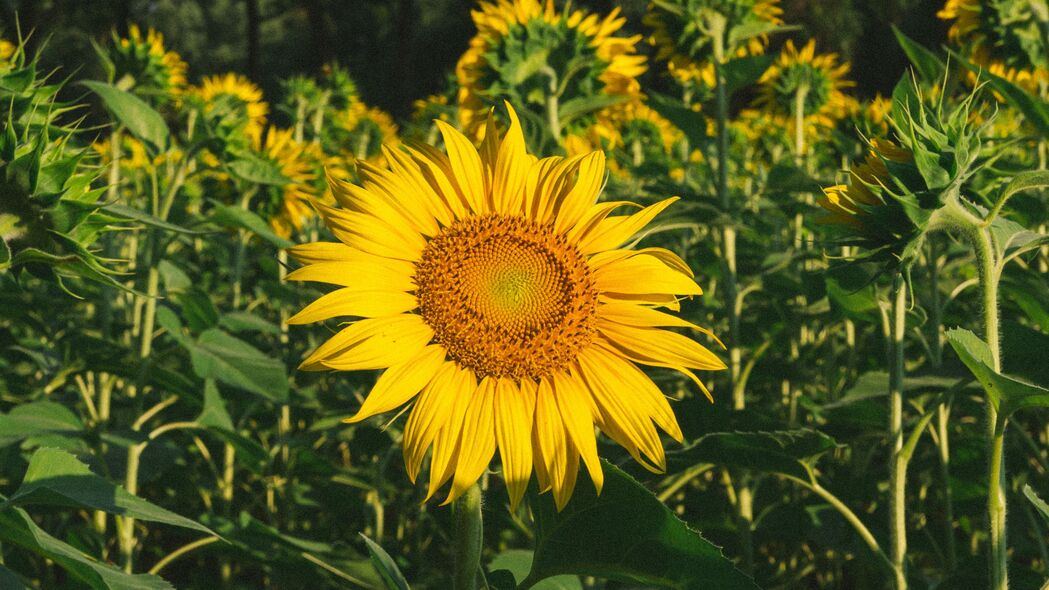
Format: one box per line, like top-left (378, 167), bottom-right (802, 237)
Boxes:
top-left (288, 103), bottom-right (724, 510)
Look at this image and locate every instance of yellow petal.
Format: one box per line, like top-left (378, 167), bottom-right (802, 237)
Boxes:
top-left (299, 315), bottom-right (433, 371)
top-left (381, 145), bottom-right (455, 227)
top-left (356, 160), bottom-right (440, 236)
top-left (344, 344), bottom-right (447, 423)
top-left (403, 362), bottom-right (460, 481)
top-left (585, 344), bottom-right (683, 442)
top-left (494, 377), bottom-right (536, 510)
top-left (286, 241), bottom-right (356, 265)
top-left (285, 255), bottom-right (415, 291)
top-left (533, 378), bottom-right (569, 498)
top-left (329, 173), bottom-right (433, 237)
top-left (425, 365), bottom-right (477, 501)
top-left (551, 371), bottom-right (604, 494)
top-left (577, 197), bottom-right (678, 254)
top-left (287, 289), bottom-right (417, 324)
top-left (596, 318), bottom-right (726, 372)
top-left (315, 201), bottom-right (426, 262)
top-left (408, 144), bottom-right (470, 219)
top-left (436, 120), bottom-right (488, 214)
top-left (598, 301), bottom-right (723, 348)
top-left (592, 251), bottom-right (702, 296)
top-left (553, 151), bottom-right (605, 235)
top-left (444, 376), bottom-right (497, 504)
top-left (491, 103), bottom-right (530, 215)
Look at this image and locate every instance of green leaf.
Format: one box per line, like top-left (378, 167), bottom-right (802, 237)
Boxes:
top-left (219, 311), bottom-right (282, 335)
top-left (206, 428), bottom-right (270, 474)
top-left (0, 401), bottom-right (83, 448)
top-left (989, 216), bottom-right (1049, 266)
top-left (946, 328), bottom-right (1049, 422)
top-left (891, 26), bottom-right (944, 82)
top-left (197, 379), bottom-right (235, 431)
top-left (647, 91), bottom-right (709, 151)
top-left (0, 505), bottom-right (174, 590)
top-left (3, 448), bottom-right (214, 536)
top-left (359, 533), bottom-right (410, 590)
top-left (949, 49), bottom-right (1049, 139)
top-left (558, 95), bottom-right (628, 125)
top-left (669, 429), bottom-right (841, 481)
top-left (524, 460), bottom-right (757, 590)
top-left (81, 81), bottom-right (170, 153)
top-left (227, 152), bottom-right (291, 186)
top-left (1024, 484), bottom-right (1049, 525)
top-left (722, 54), bottom-right (774, 97)
top-left (100, 204), bottom-right (202, 235)
top-left (995, 170), bottom-right (1049, 211)
top-left (188, 328), bottom-right (289, 403)
top-left (210, 202), bottom-right (294, 248)
top-left (489, 550), bottom-right (581, 590)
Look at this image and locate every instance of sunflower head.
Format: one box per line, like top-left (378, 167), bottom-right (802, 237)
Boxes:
top-left (456, 0), bottom-right (645, 137)
top-left (406, 93), bottom-right (456, 141)
top-left (288, 103), bottom-right (724, 510)
top-left (818, 78), bottom-right (993, 270)
top-left (938, 0), bottom-right (1049, 93)
top-left (325, 97), bottom-right (400, 169)
top-left (190, 73), bottom-right (269, 140)
top-left (249, 127), bottom-right (324, 239)
top-left (105, 24), bottom-right (188, 101)
top-left (754, 39), bottom-right (857, 141)
top-left (565, 100), bottom-right (684, 179)
top-left (0, 39), bottom-right (15, 65)
top-left (319, 62), bottom-right (360, 112)
top-left (644, 0), bottom-right (783, 84)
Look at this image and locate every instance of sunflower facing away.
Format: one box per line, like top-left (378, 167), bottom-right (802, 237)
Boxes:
top-left (193, 73), bottom-right (269, 137)
top-left (110, 24), bottom-right (188, 99)
top-left (288, 104), bottom-right (724, 510)
top-left (456, 0), bottom-right (646, 137)
top-left (256, 127), bottom-right (323, 239)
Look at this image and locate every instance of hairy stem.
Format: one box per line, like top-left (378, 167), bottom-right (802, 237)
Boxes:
top-left (889, 275), bottom-right (908, 589)
top-left (452, 484), bottom-right (483, 590)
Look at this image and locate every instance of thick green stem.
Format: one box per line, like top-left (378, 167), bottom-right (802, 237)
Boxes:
top-left (889, 275), bottom-right (908, 589)
top-left (793, 84), bottom-right (809, 164)
top-left (543, 66), bottom-right (561, 142)
top-left (973, 223), bottom-right (1008, 590)
top-left (452, 484), bottom-right (483, 590)
top-left (118, 442), bottom-right (145, 572)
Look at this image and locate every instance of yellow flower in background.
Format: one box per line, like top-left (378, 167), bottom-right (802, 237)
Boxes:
top-left (288, 104), bottom-right (724, 510)
top-left (0, 39), bottom-right (14, 62)
top-left (565, 100), bottom-right (683, 178)
top-left (644, 0), bottom-right (783, 85)
top-left (754, 39), bottom-right (857, 146)
top-left (194, 73), bottom-right (269, 136)
top-left (456, 0), bottom-right (646, 136)
top-left (939, 0), bottom-right (1048, 94)
top-left (91, 135), bottom-right (153, 171)
top-left (330, 97), bottom-right (400, 166)
top-left (112, 25), bottom-right (188, 98)
top-left (258, 128), bottom-right (323, 239)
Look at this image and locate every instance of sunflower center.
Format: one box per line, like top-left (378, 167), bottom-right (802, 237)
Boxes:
top-left (414, 213), bottom-right (598, 380)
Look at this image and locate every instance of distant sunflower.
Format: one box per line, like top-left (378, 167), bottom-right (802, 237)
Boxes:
top-left (0, 39), bottom-right (15, 63)
top-left (335, 97), bottom-right (400, 164)
top-left (194, 73), bottom-right (269, 136)
top-left (456, 0), bottom-right (646, 136)
top-left (644, 0), bottom-right (783, 85)
top-left (754, 39), bottom-right (857, 146)
top-left (939, 0), bottom-right (1048, 93)
top-left (288, 104), bottom-right (724, 510)
top-left (111, 25), bottom-right (188, 99)
top-left (258, 128), bottom-right (322, 239)
top-left (565, 100), bottom-right (683, 178)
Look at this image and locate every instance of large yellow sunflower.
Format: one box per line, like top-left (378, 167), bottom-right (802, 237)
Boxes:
top-left (288, 104), bottom-right (724, 510)
top-left (456, 0), bottom-right (646, 137)
top-left (939, 0), bottom-right (1048, 94)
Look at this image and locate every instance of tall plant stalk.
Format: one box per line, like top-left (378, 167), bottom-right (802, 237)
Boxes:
top-left (888, 274), bottom-right (908, 590)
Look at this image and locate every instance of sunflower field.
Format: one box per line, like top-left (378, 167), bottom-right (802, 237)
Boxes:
top-left (1, 0), bottom-right (1049, 588)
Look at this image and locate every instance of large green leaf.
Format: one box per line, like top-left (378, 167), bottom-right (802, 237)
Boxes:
top-left (81, 81), bottom-right (170, 153)
top-left (0, 563), bottom-right (29, 589)
top-left (0, 503), bottom-right (174, 590)
top-left (1024, 485), bottom-right (1049, 526)
top-left (360, 533), bottom-right (410, 590)
top-left (946, 328), bottom-right (1049, 425)
top-left (188, 328), bottom-right (289, 403)
top-left (227, 152), bottom-right (292, 186)
top-left (2, 448), bottom-right (214, 536)
top-left (0, 401), bottom-right (84, 448)
top-left (523, 460), bottom-right (757, 590)
top-left (722, 54), bottom-right (774, 97)
top-left (100, 204), bottom-right (202, 235)
top-left (669, 429), bottom-right (840, 481)
top-left (647, 91), bottom-right (709, 151)
top-left (489, 550), bottom-right (581, 590)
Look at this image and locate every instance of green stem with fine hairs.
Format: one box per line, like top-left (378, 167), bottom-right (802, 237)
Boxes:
top-left (452, 484), bottom-right (483, 590)
top-left (888, 274), bottom-right (908, 590)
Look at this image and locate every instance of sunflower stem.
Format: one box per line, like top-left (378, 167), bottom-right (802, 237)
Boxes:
top-left (542, 65), bottom-right (562, 142)
top-left (888, 273), bottom-right (908, 590)
top-left (452, 483), bottom-right (483, 590)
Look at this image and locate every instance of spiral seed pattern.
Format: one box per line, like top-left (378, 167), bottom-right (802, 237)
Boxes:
top-left (414, 214), bottom-right (598, 380)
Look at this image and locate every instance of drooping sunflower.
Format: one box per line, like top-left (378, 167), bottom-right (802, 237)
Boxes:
top-left (109, 24), bottom-right (188, 99)
top-left (754, 39), bottom-right (857, 147)
top-left (456, 0), bottom-right (646, 137)
top-left (938, 0), bottom-right (1048, 93)
top-left (288, 104), bottom-right (724, 509)
top-left (193, 73), bottom-right (269, 137)
top-left (644, 0), bottom-right (783, 85)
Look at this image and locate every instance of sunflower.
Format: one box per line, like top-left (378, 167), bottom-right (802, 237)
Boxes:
top-left (288, 104), bottom-right (724, 510)
top-left (565, 100), bottom-right (683, 178)
top-left (0, 39), bottom-right (14, 63)
top-left (110, 25), bottom-right (188, 99)
top-left (754, 39), bottom-right (857, 147)
top-left (938, 0), bottom-right (1049, 94)
top-left (258, 128), bottom-right (323, 239)
top-left (91, 134), bottom-right (154, 171)
top-left (193, 73), bottom-right (269, 137)
top-left (456, 0), bottom-right (646, 137)
top-left (644, 0), bottom-right (783, 85)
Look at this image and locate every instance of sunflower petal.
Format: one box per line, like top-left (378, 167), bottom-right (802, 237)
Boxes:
top-left (494, 377), bottom-right (536, 510)
top-left (299, 315), bottom-right (433, 371)
top-left (444, 377), bottom-right (497, 504)
top-left (592, 251), bottom-right (702, 296)
top-left (344, 344), bottom-right (447, 423)
top-left (436, 120), bottom-right (488, 214)
top-left (577, 197), bottom-right (678, 254)
top-left (551, 370), bottom-right (604, 494)
top-left (287, 289), bottom-right (417, 324)
top-left (425, 365), bottom-right (477, 501)
top-left (403, 362), bottom-right (460, 481)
